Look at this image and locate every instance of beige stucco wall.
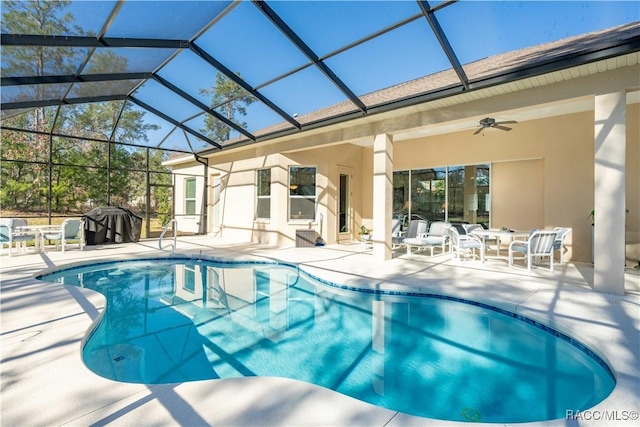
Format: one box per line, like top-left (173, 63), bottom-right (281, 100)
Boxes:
top-left (491, 159), bottom-right (544, 231)
top-left (171, 102), bottom-right (638, 263)
top-left (625, 102), bottom-right (640, 267)
top-left (393, 104), bottom-right (639, 263)
top-left (169, 88), bottom-right (638, 264)
top-left (172, 144), bottom-right (367, 246)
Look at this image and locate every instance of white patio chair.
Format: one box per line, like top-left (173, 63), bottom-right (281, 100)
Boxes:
top-left (508, 229), bottom-right (558, 271)
top-left (449, 226), bottom-right (484, 263)
top-left (552, 227), bottom-right (571, 265)
top-left (392, 219), bottom-right (427, 249)
top-left (403, 221), bottom-right (450, 256)
top-left (41, 219), bottom-right (85, 253)
top-left (0, 224), bottom-right (11, 256)
top-left (0, 218), bottom-right (37, 256)
top-left (463, 223), bottom-right (498, 253)
top-left (390, 218), bottom-right (403, 249)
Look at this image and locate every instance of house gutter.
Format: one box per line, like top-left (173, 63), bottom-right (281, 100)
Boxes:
top-left (194, 155), bottom-right (209, 235)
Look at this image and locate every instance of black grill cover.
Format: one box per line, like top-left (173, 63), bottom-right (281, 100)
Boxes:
top-left (83, 207), bottom-right (142, 245)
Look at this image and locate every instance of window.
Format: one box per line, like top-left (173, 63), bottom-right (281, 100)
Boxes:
top-left (289, 166), bottom-right (316, 220)
top-left (448, 164), bottom-right (490, 227)
top-left (393, 164), bottom-right (490, 228)
top-left (185, 177), bottom-right (196, 215)
top-left (412, 168), bottom-right (446, 223)
top-left (256, 168), bottom-right (271, 219)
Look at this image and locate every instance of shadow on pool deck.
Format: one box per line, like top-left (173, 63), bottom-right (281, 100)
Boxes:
top-left (1, 236), bottom-right (638, 426)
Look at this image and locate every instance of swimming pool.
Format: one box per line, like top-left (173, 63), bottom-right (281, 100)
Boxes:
top-left (37, 257), bottom-right (615, 423)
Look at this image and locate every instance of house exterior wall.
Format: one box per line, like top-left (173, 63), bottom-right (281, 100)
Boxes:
top-left (625, 102), bottom-right (640, 266)
top-left (168, 67), bottom-right (639, 264)
top-left (393, 105), bottom-right (639, 263)
top-left (172, 144), bottom-right (367, 246)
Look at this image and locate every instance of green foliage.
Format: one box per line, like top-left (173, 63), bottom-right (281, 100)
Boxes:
top-left (0, 2), bottom-right (197, 227)
top-left (199, 72), bottom-right (256, 142)
top-left (0, 1), bottom-right (173, 218)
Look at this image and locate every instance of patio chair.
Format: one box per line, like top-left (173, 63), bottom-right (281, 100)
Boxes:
top-left (508, 229), bottom-right (558, 272)
top-left (449, 226), bottom-right (484, 263)
top-left (1, 219), bottom-right (37, 256)
top-left (552, 227), bottom-right (571, 265)
top-left (403, 221), bottom-right (450, 256)
top-left (392, 219), bottom-right (427, 249)
top-left (390, 218), bottom-right (403, 249)
top-left (464, 223), bottom-right (498, 253)
top-left (41, 219), bottom-right (85, 253)
top-left (0, 224), bottom-right (11, 255)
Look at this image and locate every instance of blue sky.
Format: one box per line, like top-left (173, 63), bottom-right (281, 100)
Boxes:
top-left (9, 0), bottom-right (640, 151)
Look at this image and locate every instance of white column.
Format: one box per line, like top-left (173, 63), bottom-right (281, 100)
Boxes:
top-left (594, 91), bottom-right (626, 295)
top-left (373, 134), bottom-right (393, 261)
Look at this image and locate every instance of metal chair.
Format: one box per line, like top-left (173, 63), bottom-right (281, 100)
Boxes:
top-left (552, 227), bottom-right (571, 265)
top-left (41, 219), bottom-right (85, 253)
top-left (393, 219), bottom-right (427, 250)
top-left (403, 221), bottom-right (450, 256)
top-left (508, 229), bottom-right (558, 271)
top-left (0, 218), bottom-right (37, 256)
top-left (449, 226), bottom-right (484, 262)
top-left (0, 224), bottom-right (11, 255)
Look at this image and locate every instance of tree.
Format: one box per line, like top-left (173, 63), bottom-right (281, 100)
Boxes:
top-left (1, 2), bottom-right (167, 215)
top-left (199, 72), bottom-right (255, 142)
top-left (2, 1), bottom-right (80, 130)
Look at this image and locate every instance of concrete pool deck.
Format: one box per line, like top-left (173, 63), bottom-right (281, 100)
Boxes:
top-left (1, 237), bottom-right (639, 426)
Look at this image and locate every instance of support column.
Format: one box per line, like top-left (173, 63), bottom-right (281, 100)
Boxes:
top-left (594, 91), bottom-right (626, 295)
top-left (373, 133), bottom-right (393, 261)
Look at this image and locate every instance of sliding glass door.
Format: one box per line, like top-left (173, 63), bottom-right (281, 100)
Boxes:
top-left (393, 164), bottom-right (490, 228)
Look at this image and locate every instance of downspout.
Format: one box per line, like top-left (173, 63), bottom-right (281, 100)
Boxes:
top-left (195, 155), bottom-right (209, 235)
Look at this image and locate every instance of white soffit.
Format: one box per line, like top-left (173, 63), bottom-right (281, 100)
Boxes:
top-left (385, 52), bottom-right (640, 143)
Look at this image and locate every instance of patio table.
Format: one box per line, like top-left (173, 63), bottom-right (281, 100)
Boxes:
top-left (15, 225), bottom-right (60, 253)
top-left (472, 229), bottom-right (531, 258)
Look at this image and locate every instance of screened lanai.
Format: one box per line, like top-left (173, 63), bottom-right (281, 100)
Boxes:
top-left (2, 0), bottom-right (640, 235)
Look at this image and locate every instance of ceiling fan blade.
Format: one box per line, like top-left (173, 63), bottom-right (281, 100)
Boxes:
top-left (473, 127), bottom-right (484, 135)
top-left (494, 125), bottom-right (512, 131)
top-left (496, 120), bottom-right (518, 125)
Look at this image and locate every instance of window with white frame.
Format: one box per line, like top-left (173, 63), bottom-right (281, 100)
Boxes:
top-left (185, 177), bottom-right (196, 215)
top-left (256, 168), bottom-right (271, 219)
top-left (289, 166), bottom-right (316, 221)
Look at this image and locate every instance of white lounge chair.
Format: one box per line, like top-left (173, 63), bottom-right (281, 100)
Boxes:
top-left (393, 219), bottom-right (427, 249)
top-left (403, 221), bottom-right (450, 256)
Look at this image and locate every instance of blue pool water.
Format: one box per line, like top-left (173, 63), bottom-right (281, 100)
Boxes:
top-left (37, 258), bottom-right (615, 423)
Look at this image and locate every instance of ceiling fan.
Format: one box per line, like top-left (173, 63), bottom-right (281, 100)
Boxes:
top-left (473, 117), bottom-right (518, 135)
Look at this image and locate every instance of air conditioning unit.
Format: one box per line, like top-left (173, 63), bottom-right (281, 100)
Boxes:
top-left (295, 229), bottom-right (317, 247)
